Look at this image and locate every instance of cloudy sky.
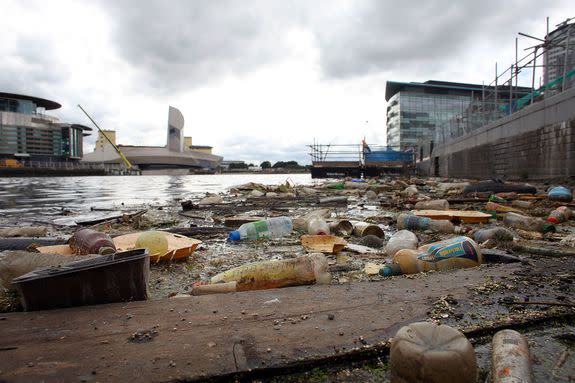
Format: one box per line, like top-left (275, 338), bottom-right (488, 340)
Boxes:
top-left (1, 1), bottom-right (572, 164)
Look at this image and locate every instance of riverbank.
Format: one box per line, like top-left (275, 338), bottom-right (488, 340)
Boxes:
top-left (1, 176), bottom-right (575, 381)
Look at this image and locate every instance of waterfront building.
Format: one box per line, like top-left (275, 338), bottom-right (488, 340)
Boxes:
top-left (385, 80), bottom-right (531, 151)
top-left (0, 92), bottom-right (91, 162)
top-left (544, 19), bottom-right (575, 97)
top-left (83, 106), bottom-right (222, 174)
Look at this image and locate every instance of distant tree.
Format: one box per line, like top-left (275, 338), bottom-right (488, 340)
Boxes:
top-left (272, 161), bottom-right (301, 169)
top-left (229, 162), bottom-right (248, 169)
top-left (260, 161), bottom-right (272, 169)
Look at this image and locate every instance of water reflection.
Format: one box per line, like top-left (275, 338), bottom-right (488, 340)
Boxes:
top-left (0, 173), bottom-right (313, 220)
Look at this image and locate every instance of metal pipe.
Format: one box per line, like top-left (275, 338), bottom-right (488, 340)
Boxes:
top-left (509, 64), bottom-right (513, 114)
top-left (531, 47), bottom-right (537, 105)
top-left (494, 62), bottom-right (498, 120)
top-left (545, 17), bottom-right (549, 89)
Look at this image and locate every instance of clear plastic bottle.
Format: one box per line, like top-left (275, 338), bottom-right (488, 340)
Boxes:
top-left (68, 229), bottom-right (116, 255)
top-left (492, 330), bottom-right (533, 383)
top-left (380, 236), bottom-right (482, 276)
top-left (228, 216), bottom-right (293, 241)
top-left (385, 230), bottom-right (418, 257)
top-left (308, 218), bottom-right (330, 235)
top-left (503, 212), bottom-right (555, 233)
top-left (547, 206), bottom-right (572, 223)
top-left (396, 214), bottom-right (455, 233)
top-left (473, 227), bottom-right (514, 243)
top-left (414, 199), bottom-right (450, 210)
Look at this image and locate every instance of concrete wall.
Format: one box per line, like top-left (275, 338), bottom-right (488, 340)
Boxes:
top-left (422, 86), bottom-right (575, 180)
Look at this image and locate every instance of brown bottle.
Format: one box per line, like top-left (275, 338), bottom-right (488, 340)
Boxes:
top-left (68, 229), bottom-right (116, 255)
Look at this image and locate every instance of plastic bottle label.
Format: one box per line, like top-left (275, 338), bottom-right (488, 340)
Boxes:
top-left (404, 215), bottom-right (430, 230)
top-left (253, 220), bottom-right (271, 238)
top-left (417, 237), bottom-right (479, 263)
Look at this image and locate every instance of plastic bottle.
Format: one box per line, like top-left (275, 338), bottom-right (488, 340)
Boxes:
top-left (308, 218), bottom-right (330, 235)
top-left (503, 212), bottom-right (555, 233)
top-left (391, 322), bottom-right (477, 383)
top-left (485, 201), bottom-right (521, 213)
top-left (414, 199), bottom-right (450, 210)
top-left (380, 236), bottom-right (482, 276)
top-left (492, 330), bottom-right (533, 383)
top-left (385, 230), bottom-right (418, 257)
top-left (68, 229), bottom-right (116, 255)
top-left (192, 253), bottom-right (331, 294)
top-left (548, 186), bottom-right (573, 202)
top-left (396, 214), bottom-right (455, 233)
top-left (228, 216), bottom-right (293, 241)
top-left (489, 194), bottom-right (507, 203)
top-left (511, 200), bottom-right (532, 209)
top-left (473, 227), bottom-right (514, 243)
top-left (547, 206), bottom-right (572, 223)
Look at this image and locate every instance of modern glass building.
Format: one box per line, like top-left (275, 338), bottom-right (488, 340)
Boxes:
top-left (385, 80), bottom-right (531, 151)
top-left (0, 92), bottom-right (91, 161)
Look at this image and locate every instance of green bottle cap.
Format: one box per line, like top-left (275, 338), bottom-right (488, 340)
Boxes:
top-left (542, 223), bottom-right (556, 233)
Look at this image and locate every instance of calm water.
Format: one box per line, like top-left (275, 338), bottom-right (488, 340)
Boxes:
top-left (0, 173), bottom-right (314, 221)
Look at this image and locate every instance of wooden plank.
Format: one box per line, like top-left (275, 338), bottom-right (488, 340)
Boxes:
top-left (0, 264), bottom-right (520, 382)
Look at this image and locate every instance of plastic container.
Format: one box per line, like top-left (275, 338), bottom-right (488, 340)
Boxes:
top-left (11, 249), bottom-right (149, 311)
top-left (193, 254), bottom-right (331, 294)
top-left (390, 322), bottom-right (477, 383)
top-left (228, 216), bottom-right (293, 241)
top-left (492, 330), bottom-right (532, 383)
top-left (396, 214), bottom-right (455, 233)
top-left (548, 206), bottom-right (572, 223)
top-left (489, 194), bottom-right (507, 203)
top-left (548, 186), bottom-right (573, 202)
top-left (485, 201), bottom-right (521, 213)
top-left (308, 218), bottom-right (330, 235)
top-left (503, 212), bottom-right (555, 233)
top-left (511, 200), bottom-right (533, 209)
top-left (473, 227), bottom-right (514, 243)
top-left (328, 220), bottom-right (353, 236)
top-left (385, 230), bottom-right (418, 257)
top-left (414, 199), bottom-right (450, 210)
top-left (68, 229), bottom-right (116, 255)
top-left (380, 236), bottom-right (482, 276)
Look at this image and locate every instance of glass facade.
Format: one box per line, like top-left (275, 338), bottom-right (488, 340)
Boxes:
top-left (386, 92), bottom-right (472, 150)
top-left (0, 95), bottom-right (85, 159)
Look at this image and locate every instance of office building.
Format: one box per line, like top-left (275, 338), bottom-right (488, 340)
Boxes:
top-left (0, 92), bottom-right (91, 161)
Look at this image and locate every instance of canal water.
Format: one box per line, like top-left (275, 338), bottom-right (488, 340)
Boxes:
top-left (0, 173), bottom-right (314, 221)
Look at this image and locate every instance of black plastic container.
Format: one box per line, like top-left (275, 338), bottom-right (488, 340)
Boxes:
top-left (12, 249), bottom-right (149, 311)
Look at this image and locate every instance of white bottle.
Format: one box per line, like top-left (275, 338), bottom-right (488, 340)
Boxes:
top-left (228, 217), bottom-right (293, 241)
top-left (385, 230), bottom-right (418, 257)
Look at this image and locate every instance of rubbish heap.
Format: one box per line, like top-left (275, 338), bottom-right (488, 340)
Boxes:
top-left (0, 177), bottom-right (574, 380)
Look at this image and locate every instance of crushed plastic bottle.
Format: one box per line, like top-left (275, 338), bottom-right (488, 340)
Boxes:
top-left (485, 201), bottom-right (521, 213)
top-left (503, 212), bottom-right (555, 233)
top-left (228, 216), bottom-right (293, 241)
top-left (473, 227), bottom-right (514, 243)
top-left (68, 229), bottom-right (116, 255)
top-left (380, 236), bottom-right (482, 276)
top-left (414, 199), bottom-right (450, 210)
top-left (396, 214), bottom-right (455, 233)
top-left (547, 206), bottom-right (572, 223)
top-left (192, 253), bottom-right (331, 294)
top-left (385, 230), bottom-right (418, 257)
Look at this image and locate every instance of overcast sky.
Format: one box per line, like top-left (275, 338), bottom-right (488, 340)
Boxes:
top-left (1, 1), bottom-right (572, 164)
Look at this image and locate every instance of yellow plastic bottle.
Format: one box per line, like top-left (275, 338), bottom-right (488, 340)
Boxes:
top-left (380, 236), bottom-right (482, 276)
top-left (192, 254), bottom-right (331, 295)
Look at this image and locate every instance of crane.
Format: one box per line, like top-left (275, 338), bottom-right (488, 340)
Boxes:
top-left (77, 104), bottom-right (134, 170)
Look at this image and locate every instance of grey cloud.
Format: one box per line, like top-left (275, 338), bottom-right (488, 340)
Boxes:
top-left (97, 0), bottom-right (306, 93)
top-left (312, 1), bottom-right (547, 79)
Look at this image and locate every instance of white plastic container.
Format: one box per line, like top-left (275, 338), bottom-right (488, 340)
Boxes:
top-left (228, 217), bottom-right (293, 241)
top-left (385, 230), bottom-right (418, 257)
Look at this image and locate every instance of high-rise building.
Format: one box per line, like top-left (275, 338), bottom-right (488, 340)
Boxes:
top-left (385, 80), bottom-right (530, 150)
top-left (0, 92), bottom-right (91, 161)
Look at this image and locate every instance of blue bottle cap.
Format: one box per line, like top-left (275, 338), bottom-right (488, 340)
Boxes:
top-left (228, 231), bottom-right (241, 241)
top-left (379, 264), bottom-right (402, 276)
